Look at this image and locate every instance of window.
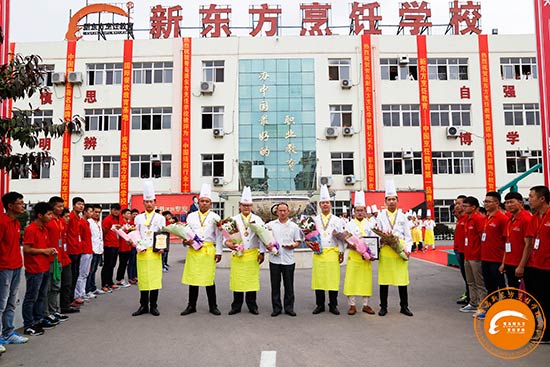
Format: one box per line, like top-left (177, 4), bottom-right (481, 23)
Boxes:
top-left (329, 105), bottom-right (352, 127)
top-left (428, 58), bottom-right (468, 80)
top-left (86, 63), bottom-right (123, 85)
top-left (39, 65), bottom-right (55, 87)
top-left (131, 107), bottom-right (172, 130)
top-left (85, 109), bottom-right (121, 131)
top-left (432, 151), bottom-right (474, 174)
top-left (434, 199), bottom-right (456, 224)
top-left (430, 104), bottom-right (471, 127)
top-left (500, 57), bottom-right (537, 80)
top-left (11, 163), bottom-right (50, 180)
top-left (130, 154), bottom-right (171, 178)
top-left (202, 61), bottom-right (224, 82)
top-left (201, 107), bottom-right (224, 129)
top-left (382, 105), bottom-right (420, 127)
top-left (201, 154), bottom-right (224, 177)
top-left (503, 104), bottom-right (540, 126)
top-left (328, 59), bottom-right (351, 80)
top-left (83, 156), bottom-right (120, 178)
top-left (384, 152), bottom-right (422, 175)
top-left (331, 152), bottom-right (354, 175)
top-left (506, 150), bottom-right (543, 174)
top-left (333, 200), bottom-right (352, 216)
top-left (133, 62), bottom-right (173, 84)
top-left (380, 58), bottom-right (418, 80)
top-left (211, 202), bottom-right (225, 218)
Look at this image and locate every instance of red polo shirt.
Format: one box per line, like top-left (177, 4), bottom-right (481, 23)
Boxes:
top-left (454, 214), bottom-right (467, 252)
top-left (504, 210), bottom-right (532, 267)
top-left (0, 213), bottom-right (23, 271)
top-left (525, 208), bottom-right (550, 270)
top-left (103, 214), bottom-right (122, 248)
top-left (66, 211), bottom-right (82, 255)
top-left (80, 218), bottom-right (93, 255)
top-left (464, 212), bottom-right (485, 261)
top-left (481, 211), bottom-right (508, 263)
top-left (23, 222), bottom-right (51, 274)
top-left (45, 216), bottom-right (71, 267)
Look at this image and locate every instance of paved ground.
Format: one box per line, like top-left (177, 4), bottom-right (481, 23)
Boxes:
top-left (2, 244), bottom-right (549, 367)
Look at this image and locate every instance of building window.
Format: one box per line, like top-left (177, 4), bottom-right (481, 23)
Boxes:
top-left (131, 107), bottom-right (172, 130)
top-left (203, 61), bottom-right (224, 82)
top-left (130, 154), bottom-right (172, 178)
top-left (328, 59), bottom-right (351, 80)
top-left (133, 62), bottom-right (173, 84)
top-left (434, 199), bottom-right (456, 224)
top-left (329, 105), bottom-right (352, 127)
top-left (39, 65), bottom-right (55, 87)
top-left (500, 57), bottom-right (537, 80)
top-left (201, 106), bottom-right (224, 129)
top-left (86, 63), bottom-right (123, 85)
top-left (430, 104), bottom-right (471, 127)
top-left (211, 202), bottom-right (225, 218)
top-left (384, 152), bottom-right (422, 175)
top-left (382, 105), bottom-right (420, 127)
top-left (333, 200), bottom-right (352, 216)
top-left (201, 154), bottom-right (224, 177)
top-left (331, 152), bottom-right (354, 175)
top-left (380, 58), bottom-right (418, 80)
top-left (432, 151), bottom-right (474, 174)
top-left (85, 109), bottom-right (121, 131)
top-left (506, 150), bottom-right (543, 174)
top-left (428, 58), bottom-right (468, 80)
top-left (504, 104), bottom-right (540, 126)
top-left (83, 156), bottom-right (120, 178)
top-left (11, 163), bottom-right (50, 180)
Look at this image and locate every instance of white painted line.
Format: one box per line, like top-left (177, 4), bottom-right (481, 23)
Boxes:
top-left (260, 351), bottom-right (277, 367)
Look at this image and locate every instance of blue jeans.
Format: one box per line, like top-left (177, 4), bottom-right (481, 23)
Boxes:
top-left (86, 254), bottom-right (102, 293)
top-left (23, 271), bottom-right (50, 328)
top-left (0, 268), bottom-right (22, 337)
top-left (127, 248), bottom-right (137, 280)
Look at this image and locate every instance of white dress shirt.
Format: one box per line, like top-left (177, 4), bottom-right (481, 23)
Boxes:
top-left (267, 219), bottom-right (302, 265)
top-left (88, 218), bottom-right (104, 255)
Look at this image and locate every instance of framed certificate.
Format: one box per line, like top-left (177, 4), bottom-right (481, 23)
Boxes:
top-left (153, 232), bottom-right (170, 252)
top-left (362, 236), bottom-right (380, 260)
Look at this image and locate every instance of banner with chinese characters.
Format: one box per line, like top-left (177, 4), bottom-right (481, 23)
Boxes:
top-left (119, 40), bottom-right (132, 206)
top-left (416, 35), bottom-right (434, 212)
top-left (478, 35), bottom-right (496, 192)
top-left (361, 34), bottom-right (376, 190)
top-left (60, 40), bottom-right (76, 203)
top-left (181, 37), bottom-right (192, 193)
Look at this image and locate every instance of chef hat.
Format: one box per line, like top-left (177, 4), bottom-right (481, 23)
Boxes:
top-left (417, 209), bottom-right (422, 217)
top-left (354, 191), bottom-right (366, 207)
top-left (371, 204), bottom-right (379, 213)
top-left (366, 206), bottom-right (372, 214)
top-left (319, 184), bottom-right (330, 202)
top-left (143, 180), bottom-right (156, 201)
top-left (240, 186), bottom-right (253, 204)
top-left (385, 179), bottom-right (397, 198)
top-left (427, 209), bottom-right (432, 218)
top-left (199, 183), bottom-right (212, 200)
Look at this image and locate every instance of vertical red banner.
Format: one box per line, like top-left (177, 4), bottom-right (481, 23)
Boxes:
top-left (535, 0), bottom-right (550, 186)
top-left (181, 38), bottom-right (192, 193)
top-left (416, 35), bottom-right (434, 213)
top-left (60, 40), bottom-right (77, 204)
top-left (361, 34), bottom-right (376, 190)
top-left (119, 40), bottom-right (133, 207)
top-left (478, 35), bottom-right (496, 192)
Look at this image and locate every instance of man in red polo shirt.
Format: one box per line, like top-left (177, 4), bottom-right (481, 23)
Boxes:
top-left (75, 205), bottom-right (94, 302)
top-left (452, 195), bottom-right (469, 305)
top-left (101, 203), bottom-right (122, 291)
top-left (499, 192), bottom-right (531, 289)
top-left (66, 197), bottom-right (85, 305)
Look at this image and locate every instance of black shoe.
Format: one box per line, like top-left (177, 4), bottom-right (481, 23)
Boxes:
top-left (249, 308), bottom-right (259, 315)
top-left (180, 306), bottom-right (196, 316)
top-left (150, 307), bottom-right (160, 316)
top-left (285, 310), bottom-right (297, 317)
top-left (400, 307), bottom-right (413, 317)
top-left (329, 307), bottom-right (340, 315)
top-left (61, 307), bottom-right (80, 314)
top-left (312, 306), bottom-right (325, 314)
top-left (209, 308), bottom-right (221, 316)
top-left (132, 306), bottom-right (149, 316)
top-left (228, 308), bottom-right (241, 315)
top-left (271, 311), bottom-right (281, 317)
top-left (456, 299), bottom-right (468, 305)
top-left (378, 307), bottom-right (388, 316)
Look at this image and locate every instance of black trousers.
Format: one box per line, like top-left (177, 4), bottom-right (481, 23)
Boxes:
top-left (187, 284), bottom-right (217, 310)
top-left (116, 251), bottom-right (131, 282)
top-left (231, 291), bottom-right (257, 311)
top-left (69, 254), bottom-right (81, 299)
top-left (270, 262), bottom-right (295, 313)
top-left (482, 260), bottom-right (506, 294)
top-left (140, 290), bottom-right (159, 309)
top-left (379, 285), bottom-right (408, 308)
top-left (503, 264), bottom-right (521, 289)
top-left (524, 267), bottom-right (550, 341)
top-left (315, 290), bottom-right (338, 308)
top-left (101, 247), bottom-right (119, 287)
top-left (59, 264), bottom-right (73, 310)
top-left (455, 250), bottom-right (470, 302)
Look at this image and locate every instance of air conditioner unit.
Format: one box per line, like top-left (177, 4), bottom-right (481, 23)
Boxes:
top-left (52, 72), bottom-right (66, 84)
top-left (399, 55), bottom-right (410, 65)
top-left (213, 128), bottom-right (224, 138)
top-left (342, 126), bottom-right (354, 136)
top-left (212, 177), bottom-right (224, 186)
top-left (446, 126), bottom-right (459, 138)
top-left (325, 127), bottom-right (339, 138)
top-left (520, 150), bottom-right (531, 158)
top-left (68, 72), bottom-right (83, 84)
top-left (200, 81), bottom-right (215, 94)
top-left (403, 150), bottom-right (414, 159)
top-left (344, 175), bottom-right (356, 185)
top-left (319, 176), bottom-right (333, 187)
top-left (340, 79), bottom-right (352, 89)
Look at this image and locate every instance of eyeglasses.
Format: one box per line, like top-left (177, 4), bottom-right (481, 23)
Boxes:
top-left (483, 200), bottom-right (497, 204)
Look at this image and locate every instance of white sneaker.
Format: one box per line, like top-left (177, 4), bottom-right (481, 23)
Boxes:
top-left (116, 281), bottom-right (131, 288)
top-left (86, 292), bottom-right (97, 299)
top-left (459, 304), bottom-right (477, 313)
top-left (0, 344), bottom-right (6, 353)
top-left (94, 289), bottom-right (105, 295)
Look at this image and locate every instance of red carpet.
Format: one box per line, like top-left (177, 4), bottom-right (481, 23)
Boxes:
top-left (410, 246), bottom-right (456, 267)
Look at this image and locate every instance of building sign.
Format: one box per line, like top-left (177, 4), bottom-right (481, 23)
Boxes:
top-left (84, 90), bottom-right (97, 103)
top-left (506, 131), bottom-right (520, 145)
top-left (40, 88), bottom-right (53, 105)
top-left (503, 85), bottom-right (516, 98)
top-left (249, 4), bottom-right (282, 37)
top-left (361, 34), bottom-right (376, 190)
top-left (447, 0), bottom-right (482, 35)
top-left (65, 3), bottom-right (133, 41)
top-left (119, 40), bottom-right (133, 207)
top-left (38, 137), bottom-right (51, 151)
top-left (398, 1), bottom-right (432, 35)
top-left (150, 5), bottom-right (182, 39)
top-left (350, 2), bottom-right (382, 35)
top-left (83, 136), bottom-right (97, 150)
top-left (181, 37), bottom-right (192, 193)
top-left (60, 40), bottom-right (76, 203)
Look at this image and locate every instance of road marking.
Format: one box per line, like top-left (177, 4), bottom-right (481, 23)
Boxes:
top-left (260, 351), bottom-right (276, 367)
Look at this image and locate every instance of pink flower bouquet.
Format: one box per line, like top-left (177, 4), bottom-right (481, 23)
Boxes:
top-left (217, 218), bottom-right (244, 256)
top-left (299, 217), bottom-right (322, 255)
top-left (162, 223), bottom-right (203, 250)
top-left (332, 230), bottom-right (373, 261)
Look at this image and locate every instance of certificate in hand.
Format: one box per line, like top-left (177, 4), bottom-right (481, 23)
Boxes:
top-left (362, 236), bottom-right (380, 260)
top-left (153, 232), bottom-right (170, 252)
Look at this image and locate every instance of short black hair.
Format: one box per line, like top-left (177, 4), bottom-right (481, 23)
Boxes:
top-left (463, 196), bottom-right (480, 208)
top-left (530, 185), bottom-right (550, 204)
top-left (48, 196), bottom-right (64, 206)
top-left (2, 191), bottom-right (23, 211)
top-left (161, 211), bottom-right (172, 217)
top-left (504, 192), bottom-right (523, 202)
top-left (486, 191), bottom-right (501, 203)
top-left (122, 208), bottom-right (131, 215)
top-left (456, 195), bottom-right (467, 200)
top-left (72, 197), bottom-right (84, 206)
top-left (131, 208), bottom-right (139, 214)
top-left (449, 203), bottom-right (455, 212)
top-left (110, 203), bottom-right (121, 210)
top-left (33, 202), bottom-right (52, 217)
top-left (276, 202), bottom-right (289, 210)
top-left (93, 204), bottom-right (102, 210)
top-left (84, 204), bottom-right (94, 212)
top-left (61, 208), bottom-right (70, 216)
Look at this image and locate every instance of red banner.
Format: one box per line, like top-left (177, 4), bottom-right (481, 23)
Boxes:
top-left (181, 37), bottom-right (192, 193)
top-left (361, 34), bottom-right (376, 190)
top-left (535, 0), bottom-right (550, 186)
top-left (119, 40), bottom-right (133, 206)
top-left (131, 193), bottom-right (197, 215)
top-left (478, 35), bottom-right (496, 192)
top-left (416, 35), bottom-right (434, 213)
top-left (60, 40), bottom-right (76, 203)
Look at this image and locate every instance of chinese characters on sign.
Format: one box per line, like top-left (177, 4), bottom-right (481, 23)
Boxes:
top-left (361, 34), bottom-right (376, 190)
top-left (503, 85), bottom-right (516, 98)
top-left (398, 1), bottom-right (432, 35)
top-left (479, 35), bottom-right (496, 191)
top-left (39, 138), bottom-right (51, 151)
top-left (84, 90), bottom-right (97, 103)
top-left (119, 40), bottom-right (133, 206)
top-left (459, 131), bottom-right (472, 146)
top-left (200, 4), bottom-right (232, 37)
top-left (506, 131), bottom-right (520, 145)
top-left (350, 2), bottom-right (382, 35)
top-left (300, 2), bottom-right (332, 36)
top-left (284, 115), bottom-right (298, 171)
top-left (460, 86), bottom-right (470, 99)
top-left (40, 88), bottom-right (52, 105)
top-left (150, 5), bottom-right (182, 39)
top-left (84, 136), bottom-right (97, 150)
top-left (249, 4), bottom-right (281, 37)
top-left (181, 38), bottom-right (192, 192)
top-left (447, 0), bottom-right (482, 35)
top-left (258, 71), bottom-right (271, 158)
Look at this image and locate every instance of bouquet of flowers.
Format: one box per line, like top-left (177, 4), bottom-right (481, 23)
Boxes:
top-left (162, 223), bottom-right (203, 250)
top-left (371, 227), bottom-right (408, 261)
top-left (332, 230), bottom-right (373, 261)
top-left (248, 221), bottom-right (280, 256)
top-left (299, 217), bottom-right (322, 255)
top-left (217, 218), bottom-right (244, 256)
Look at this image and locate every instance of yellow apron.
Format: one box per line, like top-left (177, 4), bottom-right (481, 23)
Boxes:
top-left (424, 230), bottom-right (435, 245)
top-left (311, 247), bottom-right (340, 291)
top-left (411, 227), bottom-right (422, 243)
top-left (137, 248), bottom-right (163, 291)
top-left (182, 242), bottom-right (216, 286)
top-left (229, 248), bottom-right (260, 292)
top-left (378, 245), bottom-right (409, 286)
top-left (343, 250), bottom-right (373, 296)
